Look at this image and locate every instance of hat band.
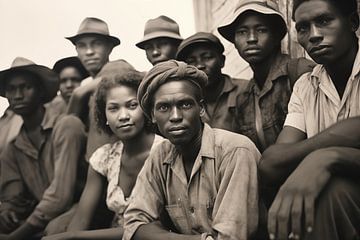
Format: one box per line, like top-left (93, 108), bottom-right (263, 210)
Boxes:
top-left (236, 0), bottom-right (279, 12)
top-left (144, 26), bottom-right (179, 35)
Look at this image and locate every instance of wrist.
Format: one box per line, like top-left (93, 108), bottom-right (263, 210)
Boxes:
top-left (201, 232), bottom-right (215, 240)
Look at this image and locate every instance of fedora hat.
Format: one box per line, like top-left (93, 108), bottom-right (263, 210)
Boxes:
top-left (66, 17), bottom-right (120, 47)
top-left (53, 56), bottom-right (89, 79)
top-left (218, 0), bottom-right (287, 43)
top-left (176, 32), bottom-right (225, 61)
top-left (0, 57), bottom-right (59, 103)
top-left (136, 15), bottom-right (183, 49)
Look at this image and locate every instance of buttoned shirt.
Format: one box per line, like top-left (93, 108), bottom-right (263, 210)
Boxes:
top-left (123, 124), bottom-right (261, 240)
top-left (0, 108), bottom-right (22, 154)
top-left (284, 41), bottom-right (360, 137)
top-left (201, 74), bottom-right (248, 133)
top-left (0, 107), bottom-right (87, 228)
top-left (235, 53), bottom-right (314, 151)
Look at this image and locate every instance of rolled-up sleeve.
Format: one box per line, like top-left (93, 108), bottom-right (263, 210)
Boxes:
top-left (26, 115), bottom-right (86, 227)
top-left (212, 146), bottom-right (261, 240)
top-left (123, 148), bottom-right (165, 240)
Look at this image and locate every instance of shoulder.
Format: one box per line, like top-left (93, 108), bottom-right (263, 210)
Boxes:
top-left (89, 141), bottom-right (121, 175)
top-left (54, 114), bottom-right (85, 131)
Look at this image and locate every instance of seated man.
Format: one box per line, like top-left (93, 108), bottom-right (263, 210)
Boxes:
top-left (176, 32), bottom-right (246, 132)
top-left (136, 15), bottom-right (183, 66)
top-left (260, 0), bottom-right (360, 239)
top-left (0, 57), bottom-right (87, 240)
top-left (123, 60), bottom-right (261, 240)
top-left (218, 0), bottom-right (314, 152)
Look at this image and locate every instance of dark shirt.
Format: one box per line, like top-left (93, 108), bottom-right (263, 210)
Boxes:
top-left (235, 53), bottom-right (315, 152)
top-left (0, 107), bottom-right (87, 228)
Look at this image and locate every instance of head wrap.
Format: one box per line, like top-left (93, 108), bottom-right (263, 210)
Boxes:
top-left (138, 60), bottom-right (208, 118)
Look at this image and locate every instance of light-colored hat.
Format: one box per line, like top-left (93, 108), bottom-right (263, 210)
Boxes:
top-left (218, 0), bottom-right (287, 43)
top-left (66, 17), bottom-right (120, 47)
top-left (176, 32), bottom-right (225, 61)
top-left (136, 15), bottom-right (183, 49)
top-left (0, 57), bottom-right (59, 103)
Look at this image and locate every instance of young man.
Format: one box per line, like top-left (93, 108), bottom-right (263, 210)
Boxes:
top-left (66, 17), bottom-right (133, 159)
top-left (123, 60), bottom-right (261, 240)
top-left (218, 0), bottom-right (315, 152)
top-left (46, 56), bottom-right (89, 114)
top-left (176, 32), bottom-right (246, 132)
top-left (136, 15), bottom-right (183, 66)
top-left (0, 57), bottom-right (86, 240)
top-left (260, 0), bottom-right (360, 239)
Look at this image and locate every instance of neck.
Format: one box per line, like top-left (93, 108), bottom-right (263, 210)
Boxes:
top-left (22, 106), bottom-right (45, 131)
top-left (204, 74), bottom-right (225, 103)
top-left (251, 51), bottom-right (279, 90)
top-left (325, 39), bottom-right (358, 98)
top-left (176, 124), bottom-right (203, 164)
top-left (122, 130), bottom-right (155, 156)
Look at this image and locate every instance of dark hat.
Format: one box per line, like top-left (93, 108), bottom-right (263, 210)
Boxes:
top-left (218, 0), bottom-right (287, 43)
top-left (66, 17), bottom-right (120, 47)
top-left (176, 32), bottom-right (225, 61)
top-left (53, 56), bottom-right (89, 79)
top-left (136, 15), bottom-right (183, 49)
top-left (0, 57), bottom-right (59, 103)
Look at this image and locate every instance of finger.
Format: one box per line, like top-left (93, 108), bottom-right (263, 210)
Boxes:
top-left (268, 194), bottom-right (283, 240)
top-left (9, 212), bottom-right (18, 223)
top-left (304, 195), bottom-right (315, 234)
top-left (1, 213), bottom-right (17, 229)
top-left (290, 195), bottom-right (303, 239)
top-left (276, 195), bottom-right (293, 240)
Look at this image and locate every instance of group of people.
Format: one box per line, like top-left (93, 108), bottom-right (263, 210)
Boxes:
top-left (0, 0), bottom-right (359, 239)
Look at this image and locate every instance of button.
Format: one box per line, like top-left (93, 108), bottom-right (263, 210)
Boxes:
top-left (189, 206), bottom-right (195, 213)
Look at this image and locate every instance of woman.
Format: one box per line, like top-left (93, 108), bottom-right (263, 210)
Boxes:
top-left (43, 67), bottom-right (162, 240)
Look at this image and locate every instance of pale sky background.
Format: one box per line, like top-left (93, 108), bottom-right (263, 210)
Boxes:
top-left (0, 0), bottom-right (196, 116)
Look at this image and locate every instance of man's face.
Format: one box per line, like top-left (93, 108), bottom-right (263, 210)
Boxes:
top-left (151, 80), bottom-right (203, 146)
top-left (75, 35), bottom-right (113, 76)
top-left (184, 44), bottom-right (224, 86)
top-left (294, 0), bottom-right (357, 65)
top-left (59, 66), bottom-right (83, 103)
top-left (143, 37), bottom-right (179, 66)
top-left (234, 12), bottom-right (279, 65)
top-left (5, 73), bottom-right (42, 116)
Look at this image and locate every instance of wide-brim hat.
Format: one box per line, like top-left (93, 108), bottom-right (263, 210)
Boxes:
top-left (136, 15), bottom-right (183, 49)
top-left (218, 0), bottom-right (287, 43)
top-left (53, 56), bottom-right (89, 79)
top-left (66, 17), bottom-right (120, 47)
top-left (0, 57), bottom-right (59, 103)
top-left (176, 32), bottom-right (225, 61)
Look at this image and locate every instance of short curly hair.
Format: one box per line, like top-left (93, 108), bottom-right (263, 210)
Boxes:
top-left (94, 69), bottom-right (148, 135)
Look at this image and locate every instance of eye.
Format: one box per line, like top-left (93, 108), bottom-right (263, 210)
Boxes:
top-left (295, 23), bottom-right (309, 34)
top-left (180, 101), bottom-right (193, 109)
top-left (236, 28), bottom-right (248, 35)
top-left (156, 104), bottom-right (169, 112)
top-left (107, 105), bottom-right (118, 112)
top-left (128, 101), bottom-right (139, 110)
top-left (257, 27), bottom-right (268, 33)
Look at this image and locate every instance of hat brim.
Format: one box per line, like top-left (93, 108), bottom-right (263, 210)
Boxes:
top-left (218, 3), bottom-right (287, 43)
top-left (0, 65), bottom-right (59, 103)
top-left (66, 33), bottom-right (120, 47)
top-left (176, 39), bottom-right (225, 61)
top-left (136, 32), bottom-right (183, 49)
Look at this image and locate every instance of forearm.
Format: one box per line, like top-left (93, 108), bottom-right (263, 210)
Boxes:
top-left (134, 222), bottom-right (200, 240)
top-left (324, 147), bottom-right (360, 177)
top-left (8, 221), bottom-right (41, 240)
top-left (69, 227), bottom-right (124, 240)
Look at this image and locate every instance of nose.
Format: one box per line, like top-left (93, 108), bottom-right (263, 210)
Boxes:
top-left (152, 47), bottom-right (161, 57)
top-left (195, 60), bottom-right (205, 71)
top-left (118, 108), bottom-right (130, 121)
top-left (85, 45), bottom-right (95, 55)
top-left (169, 106), bottom-right (182, 123)
top-left (309, 24), bottom-right (323, 44)
top-left (13, 88), bottom-right (24, 100)
top-left (247, 30), bottom-right (258, 44)
top-left (65, 79), bottom-right (73, 88)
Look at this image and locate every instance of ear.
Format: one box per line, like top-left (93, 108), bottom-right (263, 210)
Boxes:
top-left (199, 99), bottom-right (206, 117)
top-left (349, 12), bottom-right (360, 32)
top-left (219, 54), bottom-right (225, 69)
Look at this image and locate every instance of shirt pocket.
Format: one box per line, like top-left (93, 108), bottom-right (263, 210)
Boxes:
top-left (165, 204), bottom-right (191, 233)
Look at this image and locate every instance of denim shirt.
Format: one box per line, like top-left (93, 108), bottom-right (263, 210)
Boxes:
top-left (235, 54), bottom-right (314, 152)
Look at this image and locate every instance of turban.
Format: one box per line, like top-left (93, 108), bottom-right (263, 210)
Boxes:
top-left (138, 60), bottom-right (208, 119)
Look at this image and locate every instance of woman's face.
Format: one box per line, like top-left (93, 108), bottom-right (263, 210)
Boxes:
top-left (105, 85), bottom-right (145, 140)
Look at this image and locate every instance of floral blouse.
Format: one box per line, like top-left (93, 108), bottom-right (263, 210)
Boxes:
top-left (89, 134), bottom-right (164, 227)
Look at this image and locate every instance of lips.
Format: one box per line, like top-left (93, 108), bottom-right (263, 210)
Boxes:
top-left (244, 48), bottom-right (261, 55)
top-left (117, 123), bottom-right (134, 129)
top-left (309, 45), bottom-right (330, 55)
top-left (168, 125), bottom-right (187, 135)
top-left (84, 59), bottom-right (99, 64)
top-left (12, 103), bottom-right (27, 110)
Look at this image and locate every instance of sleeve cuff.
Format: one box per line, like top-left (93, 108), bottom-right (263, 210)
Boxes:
top-left (284, 113), bottom-right (306, 133)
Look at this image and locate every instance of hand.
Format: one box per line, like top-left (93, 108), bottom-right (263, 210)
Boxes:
top-left (0, 210), bottom-right (19, 233)
top-left (42, 232), bottom-right (73, 240)
top-left (267, 149), bottom-right (332, 239)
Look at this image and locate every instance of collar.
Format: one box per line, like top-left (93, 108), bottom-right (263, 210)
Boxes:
top-left (163, 123), bottom-right (215, 165)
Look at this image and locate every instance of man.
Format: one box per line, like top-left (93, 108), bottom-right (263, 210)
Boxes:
top-left (123, 60), bottom-right (261, 240)
top-left (176, 32), bottom-right (246, 132)
top-left (260, 0), bottom-right (360, 239)
top-left (46, 56), bottom-right (89, 114)
top-left (66, 17), bottom-right (132, 159)
top-left (136, 15), bottom-right (183, 66)
top-left (218, 0), bottom-right (314, 152)
top-left (0, 57), bottom-right (86, 240)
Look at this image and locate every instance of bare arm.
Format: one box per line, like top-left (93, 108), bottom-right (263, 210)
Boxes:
top-left (42, 227), bottom-right (123, 240)
top-left (134, 222), bottom-right (200, 240)
top-left (260, 117), bottom-right (360, 188)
